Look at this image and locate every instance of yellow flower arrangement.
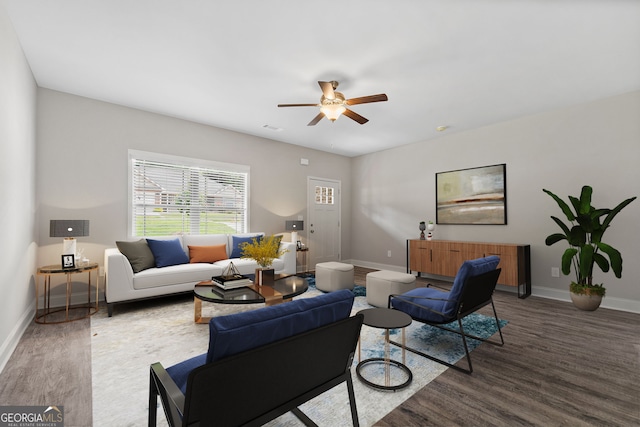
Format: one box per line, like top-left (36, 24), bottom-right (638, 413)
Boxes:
top-left (240, 235), bottom-right (288, 268)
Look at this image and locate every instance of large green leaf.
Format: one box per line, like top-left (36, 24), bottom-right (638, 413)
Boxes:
top-left (561, 248), bottom-right (578, 277)
top-left (545, 233), bottom-right (567, 246)
top-left (598, 242), bottom-right (623, 278)
top-left (578, 244), bottom-right (594, 282)
top-left (601, 196), bottom-right (637, 230)
top-left (568, 225), bottom-right (586, 247)
top-left (543, 189), bottom-right (576, 221)
top-left (592, 252), bottom-right (610, 274)
top-left (549, 216), bottom-right (571, 238)
top-left (578, 185), bottom-right (593, 215)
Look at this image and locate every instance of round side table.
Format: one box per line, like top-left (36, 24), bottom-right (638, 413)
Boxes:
top-left (36, 262), bottom-right (99, 324)
top-left (356, 307), bottom-right (413, 391)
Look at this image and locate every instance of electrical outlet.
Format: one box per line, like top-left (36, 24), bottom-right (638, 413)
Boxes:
top-left (99, 266), bottom-right (105, 276)
top-left (387, 250), bottom-right (392, 257)
top-left (551, 267), bottom-right (560, 278)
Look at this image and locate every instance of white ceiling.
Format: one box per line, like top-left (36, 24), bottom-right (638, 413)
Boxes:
top-left (4, 0), bottom-right (640, 157)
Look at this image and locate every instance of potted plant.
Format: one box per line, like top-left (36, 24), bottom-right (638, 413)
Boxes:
top-left (543, 186), bottom-right (636, 310)
top-left (240, 235), bottom-right (288, 285)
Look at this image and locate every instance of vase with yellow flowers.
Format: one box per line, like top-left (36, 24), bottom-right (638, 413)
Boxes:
top-left (240, 235), bottom-right (288, 285)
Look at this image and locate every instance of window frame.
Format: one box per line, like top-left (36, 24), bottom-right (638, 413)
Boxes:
top-left (127, 150), bottom-right (250, 237)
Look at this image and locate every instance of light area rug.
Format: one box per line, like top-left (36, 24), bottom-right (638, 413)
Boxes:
top-left (91, 288), bottom-right (506, 426)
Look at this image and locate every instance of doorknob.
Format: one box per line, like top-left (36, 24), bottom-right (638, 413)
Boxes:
top-left (310, 230), bottom-right (314, 233)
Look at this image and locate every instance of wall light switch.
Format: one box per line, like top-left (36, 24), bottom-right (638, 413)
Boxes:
top-left (300, 158), bottom-right (309, 166)
top-left (551, 267), bottom-right (560, 278)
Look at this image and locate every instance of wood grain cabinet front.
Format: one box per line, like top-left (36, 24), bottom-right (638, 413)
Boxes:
top-left (406, 239), bottom-right (531, 298)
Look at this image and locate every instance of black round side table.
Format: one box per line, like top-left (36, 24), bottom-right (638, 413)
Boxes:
top-left (356, 307), bottom-right (413, 391)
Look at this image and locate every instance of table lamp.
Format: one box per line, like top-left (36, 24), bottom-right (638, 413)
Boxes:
top-left (50, 220), bottom-right (90, 258)
top-left (285, 220), bottom-right (304, 244)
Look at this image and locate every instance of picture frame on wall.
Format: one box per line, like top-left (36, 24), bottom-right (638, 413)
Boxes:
top-left (436, 163), bottom-right (507, 225)
top-left (62, 254), bottom-right (75, 269)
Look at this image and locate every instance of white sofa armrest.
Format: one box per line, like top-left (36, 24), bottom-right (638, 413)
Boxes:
top-left (104, 247), bottom-right (135, 304)
top-left (279, 241), bottom-right (296, 276)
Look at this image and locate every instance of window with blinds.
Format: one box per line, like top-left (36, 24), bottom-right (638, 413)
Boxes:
top-left (129, 151), bottom-right (249, 236)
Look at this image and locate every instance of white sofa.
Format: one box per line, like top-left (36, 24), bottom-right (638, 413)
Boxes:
top-left (104, 233), bottom-right (296, 316)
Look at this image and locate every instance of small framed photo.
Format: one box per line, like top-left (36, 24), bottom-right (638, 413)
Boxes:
top-left (62, 254), bottom-right (75, 269)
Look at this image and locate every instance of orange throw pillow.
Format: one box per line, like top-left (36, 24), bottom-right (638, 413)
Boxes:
top-left (188, 244), bottom-right (228, 263)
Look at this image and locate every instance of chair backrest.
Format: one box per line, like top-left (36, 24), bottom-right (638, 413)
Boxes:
top-left (206, 289), bottom-right (355, 364)
top-left (457, 268), bottom-right (502, 317)
top-left (443, 255), bottom-right (500, 318)
top-left (184, 313), bottom-right (364, 426)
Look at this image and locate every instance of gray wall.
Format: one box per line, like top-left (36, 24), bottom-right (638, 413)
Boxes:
top-left (0, 7), bottom-right (38, 371)
top-left (350, 91), bottom-right (640, 311)
top-left (35, 89), bottom-right (352, 292)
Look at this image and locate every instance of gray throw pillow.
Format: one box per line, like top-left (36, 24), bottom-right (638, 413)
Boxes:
top-left (116, 239), bottom-right (156, 273)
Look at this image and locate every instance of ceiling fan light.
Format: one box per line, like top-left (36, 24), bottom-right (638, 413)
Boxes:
top-left (320, 104), bottom-right (346, 121)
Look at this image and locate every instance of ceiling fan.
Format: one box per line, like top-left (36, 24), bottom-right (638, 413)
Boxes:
top-left (278, 81), bottom-right (388, 126)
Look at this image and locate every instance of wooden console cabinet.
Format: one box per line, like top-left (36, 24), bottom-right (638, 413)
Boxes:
top-left (407, 239), bottom-right (531, 298)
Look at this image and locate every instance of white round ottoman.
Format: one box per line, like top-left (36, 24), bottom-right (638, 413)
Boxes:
top-left (366, 270), bottom-right (416, 307)
top-left (315, 262), bottom-right (355, 292)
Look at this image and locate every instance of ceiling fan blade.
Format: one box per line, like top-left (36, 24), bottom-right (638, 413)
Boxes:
top-left (307, 112), bottom-right (325, 126)
top-left (345, 94), bottom-right (388, 105)
top-left (343, 108), bottom-right (369, 125)
top-left (278, 103), bottom-right (319, 107)
top-left (318, 81), bottom-right (336, 100)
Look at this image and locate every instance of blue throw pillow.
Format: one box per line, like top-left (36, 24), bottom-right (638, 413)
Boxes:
top-left (230, 235), bottom-right (262, 258)
top-left (146, 238), bottom-right (189, 267)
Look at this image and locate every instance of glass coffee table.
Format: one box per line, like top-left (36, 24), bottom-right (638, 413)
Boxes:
top-left (193, 274), bottom-right (308, 324)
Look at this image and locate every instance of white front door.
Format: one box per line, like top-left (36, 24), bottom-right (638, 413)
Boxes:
top-left (307, 177), bottom-right (341, 270)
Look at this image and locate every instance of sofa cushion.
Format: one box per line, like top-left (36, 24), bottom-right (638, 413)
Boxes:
top-left (188, 244), bottom-right (228, 263)
top-left (230, 234), bottom-right (262, 258)
top-left (133, 263), bottom-right (222, 290)
top-left (147, 238), bottom-right (189, 267)
top-left (182, 234), bottom-right (229, 253)
top-left (116, 239), bottom-right (156, 273)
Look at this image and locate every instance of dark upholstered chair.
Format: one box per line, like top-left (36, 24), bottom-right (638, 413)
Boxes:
top-left (149, 289), bottom-right (363, 427)
top-left (389, 256), bottom-right (504, 374)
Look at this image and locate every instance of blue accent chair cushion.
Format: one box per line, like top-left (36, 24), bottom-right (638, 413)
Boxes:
top-left (146, 238), bottom-right (189, 268)
top-left (230, 234), bottom-right (262, 258)
top-left (391, 256), bottom-right (500, 323)
top-left (166, 289), bottom-right (355, 394)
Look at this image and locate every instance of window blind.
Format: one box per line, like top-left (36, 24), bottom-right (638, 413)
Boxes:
top-left (129, 152), bottom-right (248, 237)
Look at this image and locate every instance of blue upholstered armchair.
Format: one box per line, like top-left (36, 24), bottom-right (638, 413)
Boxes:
top-left (389, 256), bottom-right (504, 373)
top-left (149, 289), bottom-right (363, 426)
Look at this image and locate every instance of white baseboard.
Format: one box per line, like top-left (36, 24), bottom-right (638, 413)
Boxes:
top-left (0, 302), bottom-right (35, 374)
top-left (532, 286), bottom-right (640, 313)
top-left (345, 259), bottom-right (406, 273)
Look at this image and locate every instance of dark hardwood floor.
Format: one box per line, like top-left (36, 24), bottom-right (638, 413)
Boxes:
top-left (1, 267), bottom-right (638, 426)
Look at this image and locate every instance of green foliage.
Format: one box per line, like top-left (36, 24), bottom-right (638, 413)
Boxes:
top-left (543, 186), bottom-right (636, 289)
top-left (240, 235), bottom-right (288, 268)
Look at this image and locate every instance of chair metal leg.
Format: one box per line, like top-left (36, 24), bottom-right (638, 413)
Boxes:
top-left (390, 301), bottom-right (504, 375)
top-left (345, 371), bottom-right (360, 427)
top-left (291, 407), bottom-right (318, 427)
top-left (148, 370), bottom-right (158, 427)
